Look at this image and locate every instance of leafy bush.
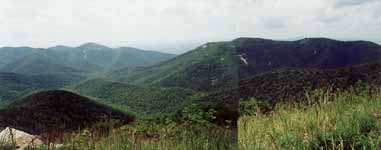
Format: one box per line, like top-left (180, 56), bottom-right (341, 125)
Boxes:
top-left (181, 104), bottom-right (217, 125)
top-left (240, 98), bottom-right (271, 116)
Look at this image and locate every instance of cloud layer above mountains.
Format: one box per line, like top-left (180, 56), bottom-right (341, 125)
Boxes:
top-left (0, 0), bottom-right (380, 53)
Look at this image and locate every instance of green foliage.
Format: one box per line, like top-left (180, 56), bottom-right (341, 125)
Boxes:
top-left (1, 38), bottom-right (380, 149)
top-left (0, 90), bottom-right (134, 134)
top-left (116, 38), bottom-right (381, 92)
top-left (240, 98), bottom-right (271, 116)
top-left (0, 72), bottom-right (77, 102)
top-left (181, 104), bottom-right (217, 125)
top-left (72, 78), bottom-right (199, 115)
top-left (2, 117), bottom-right (234, 149)
top-left (62, 120), bottom-right (237, 150)
top-left (208, 61), bottom-right (381, 108)
top-left (239, 88), bottom-right (381, 150)
top-left (117, 42), bottom-right (241, 91)
top-left (0, 44), bottom-right (175, 74)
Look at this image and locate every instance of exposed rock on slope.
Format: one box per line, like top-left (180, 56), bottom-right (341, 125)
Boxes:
top-left (0, 127), bottom-right (43, 150)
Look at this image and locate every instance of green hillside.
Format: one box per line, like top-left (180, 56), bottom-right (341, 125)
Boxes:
top-left (116, 42), bottom-right (241, 91)
top-left (0, 47), bottom-right (36, 69)
top-left (115, 38), bottom-right (381, 92)
top-left (0, 90), bottom-right (134, 135)
top-left (0, 43), bottom-right (176, 74)
top-left (203, 61), bottom-right (381, 109)
top-left (72, 78), bottom-right (199, 115)
top-left (0, 72), bottom-right (77, 102)
top-left (1, 53), bottom-right (85, 81)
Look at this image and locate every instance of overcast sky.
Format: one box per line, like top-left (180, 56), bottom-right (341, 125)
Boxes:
top-left (0, 0), bottom-right (380, 54)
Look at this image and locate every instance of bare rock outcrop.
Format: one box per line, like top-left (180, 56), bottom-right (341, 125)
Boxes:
top-left (0, 127), bottom-right (44, 150)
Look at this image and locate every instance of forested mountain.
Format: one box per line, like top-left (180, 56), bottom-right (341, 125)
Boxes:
top-left (0, 72), bottom-right (75, 101)
top-left (115, 41), bottom-right (240, 91)
top-left (115, 38), bottom-right (381, 91)
top-left (235, 38), bottom-right (381, 76)
top-left (1, 53), bottom-right (85, 77)
top-left (0, 47), bottom-right (37, 69)
top-left (202, 61), bottom-right (381, 107)
top-left (0, 43), bottom-right (176, 73)
top-left (72, 78), bottom-right (198, 115)
top-left (0, 37), bottom-right (380, 129)
top-left (0, 90), bottom-right (134, 134)
top-left (0, 43), bottom-right (176, 103)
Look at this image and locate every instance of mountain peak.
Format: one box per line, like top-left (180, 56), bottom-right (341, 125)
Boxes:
top-left (231, 37), bottom-right (276, 47)
top-left (0, 90), bottom-right (134, 134)
top-left (232, 37), bottom-right (273, 43)
top-left (297, 37), bottom-right (338, 44)
top-left (297, 38), bottom-right (379, 47)
top-left (49, 45), bottom-right (74, 50)
top-left (78, 42), bottom-right (110, 50)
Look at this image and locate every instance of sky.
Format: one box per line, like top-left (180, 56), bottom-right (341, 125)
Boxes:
top-left (0, 0), bottom-right (380, 54)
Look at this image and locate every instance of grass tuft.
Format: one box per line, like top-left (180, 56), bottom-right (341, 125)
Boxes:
top-left (239, 88), bottom-right (381, 150)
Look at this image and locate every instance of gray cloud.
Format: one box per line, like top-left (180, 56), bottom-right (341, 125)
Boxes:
top-left (261, 17), bottom-right (286, 29)
top-left (334, 0), bottom-right (377, 8)
top-left (0, 0), bottom-right (380, 53)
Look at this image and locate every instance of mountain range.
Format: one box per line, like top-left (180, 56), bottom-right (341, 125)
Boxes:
top-left (115, 38), bottom-right (381, 91)
top-left (0, 43), bottom-right (176, 102)
top-left (0, 43), bottom-right (175, 74)
top-left (0, 37), bottom-right (380, 130)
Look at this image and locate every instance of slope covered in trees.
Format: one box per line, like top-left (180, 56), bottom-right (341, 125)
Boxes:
top-left (0, 90), bottom-right (134, 134)
top-left (116, 38), bottom-right (381, 91)
top-left (0, 43), bottom-right (175, 73)
top-left (72, 78), bottom-right (199, 115)
top-left (202, 61), bottom-right (381, 107)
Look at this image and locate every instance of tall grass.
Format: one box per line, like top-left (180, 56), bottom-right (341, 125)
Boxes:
top-left (239, 88), bottom-right (381, 150)
top-left (62, 123), bottom-right (236, 150)
top-left (0, 123), bottom-right (235, 150)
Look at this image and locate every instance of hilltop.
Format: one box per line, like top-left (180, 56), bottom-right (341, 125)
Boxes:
top-left (0, 90), bottom-right (134, 134)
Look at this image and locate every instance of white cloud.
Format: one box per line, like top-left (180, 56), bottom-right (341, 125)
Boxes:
top-left (0, 0), bottom-right (380, 53)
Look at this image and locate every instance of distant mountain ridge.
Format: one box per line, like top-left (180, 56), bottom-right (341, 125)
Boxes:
top-left (235, 37), bottom-right (381, 76)
top-left (0, 43), bottom-right (176, 73)
top-left (0, 72), bottom-right (79, 101)
top-left (115, 38), bottom-right (381, 91)
top-left (1, 53), bottom-right (84, 75)
top-left (0, 43), bottom-right (176, 103)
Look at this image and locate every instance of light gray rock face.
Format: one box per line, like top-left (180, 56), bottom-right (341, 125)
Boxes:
top-left (0, 127), bottom-right (44, 150)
